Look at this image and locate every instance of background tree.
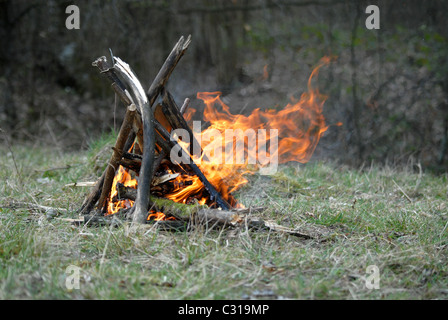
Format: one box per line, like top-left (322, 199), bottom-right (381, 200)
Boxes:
top-left (1, 0), bottom-right (447, 171)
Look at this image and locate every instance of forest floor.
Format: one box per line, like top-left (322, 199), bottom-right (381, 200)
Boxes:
top-left (1, 137), bottom-right (448, 300)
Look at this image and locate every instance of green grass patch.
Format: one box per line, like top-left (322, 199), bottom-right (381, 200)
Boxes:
top-left (1, 142), bottom-right (448, 299)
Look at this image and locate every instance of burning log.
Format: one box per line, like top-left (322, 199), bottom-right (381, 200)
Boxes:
top-left (97, 37), bottom-right (200, 224)
top-left (61, 35), bottom-right (334, 240)
top-left (117, 153), bottom-right (166, 176)
top-left (97, 104), bottom-right (137, 212)
top-left (112, 183), bottom-right (137, 202)
top-left (78, 197), bottom-right (325, 240)
top-left (111, 172), bottom-right (180, 203)
top-left (153, 120), bottom-right (231, 209)
top-left (122, 151), bottom-right (142, 160)
top-left (161, 89), bottom-right (203, 159)
top-left (81, 35), bottom-right (231, 223)
top-left (153, 173), bottom-right (181, 186)
top-left (118, 157), bottom-right (141, 173)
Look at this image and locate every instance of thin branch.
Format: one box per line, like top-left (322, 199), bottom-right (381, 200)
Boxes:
top-left (1, 201), bottom-right (69, 214)
top-left (113, 57), bottom-right (156, 225)
top-left (146, 35), bottom-right (191, 108)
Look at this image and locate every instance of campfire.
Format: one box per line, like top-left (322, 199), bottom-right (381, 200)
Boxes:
top-left (78, 35), bottom-right (329, 237)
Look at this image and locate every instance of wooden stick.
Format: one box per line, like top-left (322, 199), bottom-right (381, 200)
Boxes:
top-left (65, 181), bottom-right (96, 188)
top-left (113, 183), bottom-right (137, 202)
top-left (111, 82), bottom-right (133, 106)
top-left (180, 98), bottom-right (190, 115)
top-left (97, 104), bottom-right (137, 212)
top-left (92, 57), bottom-right (133, 105)
top-left (79, 197), bottom-right (326, 239)
top-left (1, 201), bottom-right (69, 214)
top-left (80, 57), bottom-right (132, 216)
top-left (145, 198), bottom-right (321, 239)
top-left (154, 126), bottom-right (173, 155)
top-left (150, 104), bottom-right (173, 175)
top-left (123, 131), bottom-right (137, 155)
top-left (118, 157), bottom-right (141, 173)
top-left (83, 55), bottom-right (140, 216)
top-left (122, 151), bottom-right (142, 160)
top-left (151, 150), bottom-right (166, 174)
top-left (79, 170), bottom-right (106, 215)
top-left (161, 89), bottom-right (203, 159)
top-left (153, 120), bottom-right (231, 210)
top-left (132, 112), bottom-right (144, 154)
top-left (141, 34), bottom-right (192, 178)
top-left (117, 154), bottom-right (165, 175)
top-left (149, 97), bottom-right (189, 177)
top-left (92, 55), bottom-right (143, 160)
top-left (194, 209), bottom-right (320, 239)
top-left (93, 55), bottom-right (141, 160)
top-left (147, 35), bottom-right (192, 108)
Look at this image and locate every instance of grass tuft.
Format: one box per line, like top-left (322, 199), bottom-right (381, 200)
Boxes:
top-left (1, 142), bottom-right (448, 299)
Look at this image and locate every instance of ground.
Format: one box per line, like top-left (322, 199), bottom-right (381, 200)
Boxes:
top-left (0, 140), bottom-right (447, 299)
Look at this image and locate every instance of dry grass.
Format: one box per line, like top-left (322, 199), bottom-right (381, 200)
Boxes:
top-left (1, 140), bottom-right (448, 299)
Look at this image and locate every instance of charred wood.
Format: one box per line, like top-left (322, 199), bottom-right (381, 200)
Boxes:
top-left (153, 120), bottom-right (231, 210)
top-left (97, 104), bottom-right (137, 212)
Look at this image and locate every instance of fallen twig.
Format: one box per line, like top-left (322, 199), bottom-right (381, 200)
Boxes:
top-left (1, 201), bottom-right (69, 215)
top-left (64, 181), bottom-right (96, 188)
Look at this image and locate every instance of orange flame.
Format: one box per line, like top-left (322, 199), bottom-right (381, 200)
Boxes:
top-left (106, 57), bottom-right (331, 214)
top-left (106, 165), bottom-right (137, 215)
top-left (165, 174), bottom-right (205, 204)
top-left (147, 211), bottom-right (175, 221)
top-left (166, 57), bottom-right (331, 205)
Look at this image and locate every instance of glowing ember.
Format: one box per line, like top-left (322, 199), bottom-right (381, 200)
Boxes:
top-left (165, 174), bottom-right (205, 204)
top-left (147, 211), bottom-right (175, 221)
